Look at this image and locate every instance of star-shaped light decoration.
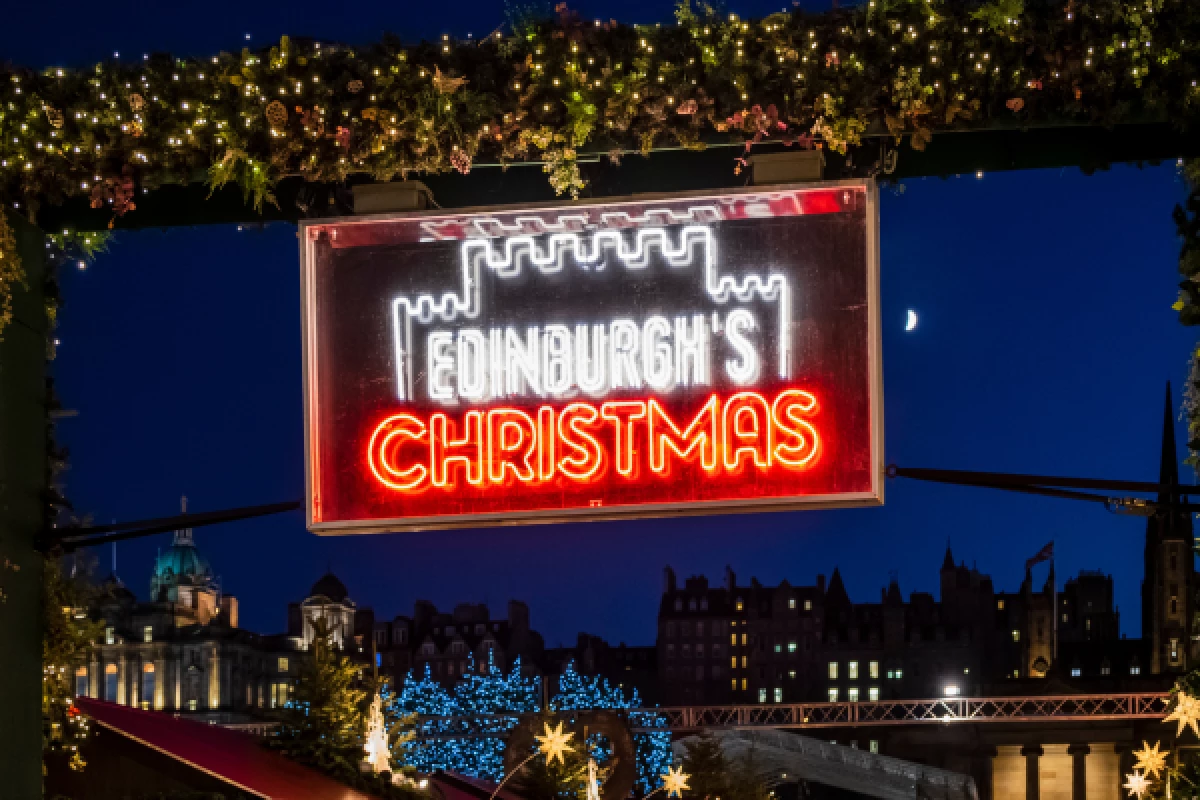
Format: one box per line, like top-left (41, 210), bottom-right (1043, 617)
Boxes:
top-left (1134, 741), bottom-right (1169, 780)
top-left (661, 765), bottom-right (690, 799)
top-left (1124, 771), bottom-right (1151, 799)
top-left (535, 720), bottom-right (576, 766)
top-left (1165, 691), bottom-right (1200, 739)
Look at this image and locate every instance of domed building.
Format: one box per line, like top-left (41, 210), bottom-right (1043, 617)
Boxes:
top-left (82, 499), bottom-right (299, 722)
top-left (288, 572), bottom-right (361, 651)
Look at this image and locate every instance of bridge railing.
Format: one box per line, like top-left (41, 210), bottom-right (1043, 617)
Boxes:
top-left (411, 693), bottom-right (1172, 736)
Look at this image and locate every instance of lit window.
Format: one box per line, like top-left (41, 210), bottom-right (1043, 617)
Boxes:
top-left (1011, 630), bottom-right (1020, 642)
top-left (731, 678), bottom-right (738, 690)
top-left (944, 685), bottom-right (960, 696)
top-left (741, 655), bottom-right (747, 668)
top-left (278, 657), bottom-right (289, 672)
top-left (143, 626), bottom-right (153, 643)
top-left (886, 669), bottom-right (894, 679)
top-left (788, 641), bottom-right (797, 653)
top-left (74, 666), bottom-right (88, 697)
top-left (848, 661), bottom-right (859, 679)
top-left (1131, 665), bottom-right (1142, 675)
top-left (788, 670), bottom-right (796, 679)
top-left (1062, 613), bottom-right (1068, 623)
top-left (105, 627), bottom-right (115, 645)
top-left (804, 599), bottom-right (813, 611)
top-left (741, 678), bottom-right (747, 690)
top-left (774, 643), bottom-right (782, 653)
top-left (828, 662), bottom-right (838, 680)
top-left (740, 633), bottom-right (747, 646)
top-left (963, 667), bottom-right (970, 675)
top-left (774, 687), bottom-right (783, 702)
top-left (1170, 639), bottom-right (1181, 664)
top-left (1086, 619), bottom-right (1092, 631)
top-left (997, 599), bottom-right (1005, 610)
top-left (730, 633), bottom-right (737, 646)
top-left (758, 688), bottom-right (767, 703)
top-left (789, 597), bottom-right (796, 609)
top-left (736, 597), bottom-right (744, 612)
top-left (869, 740), bottom-right (880, 754)
top-left (868, 687), bottom-right (880, 702)
top-left (848, 687), bottom-right (860, 702)
top-left (1070, 667), bottom-right (1081, 677)
top-left (869, 661), bottom-right (879, 679)
top-left (895, 669), bottom-right (903, 679)
top-left (1012, 669), bottom-right (1021, 678)
top-left (1101, 662), bottom-right (1111, 676)
top-left (731, 656), bottom-right (737, 669)
top-left (828, 688), bottom-right (839, 702)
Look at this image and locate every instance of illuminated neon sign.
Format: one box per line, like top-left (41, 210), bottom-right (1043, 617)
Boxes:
top-left (300, 181), bottom-right (882, 533)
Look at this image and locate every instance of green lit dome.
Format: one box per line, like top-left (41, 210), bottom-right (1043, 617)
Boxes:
top-left (150, 526), bottom-right (215, 601)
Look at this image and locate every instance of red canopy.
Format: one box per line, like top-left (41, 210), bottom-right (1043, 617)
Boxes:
top-left (76, 697), bottom-right (383, 800)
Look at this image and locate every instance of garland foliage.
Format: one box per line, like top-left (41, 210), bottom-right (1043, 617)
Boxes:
top-left (1, 0), bottom-right (1198, 224)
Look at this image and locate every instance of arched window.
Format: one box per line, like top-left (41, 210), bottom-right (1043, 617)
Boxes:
top-left (141, 662), bottom-right (156, 707)
top-left (74, 666), bottom-right (88, 697)
top-left (104, 663), bottom-right (118, 701)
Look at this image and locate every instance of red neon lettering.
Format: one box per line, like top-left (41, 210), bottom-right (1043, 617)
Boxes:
top-left (772, 390), bottom-right (820, 468)
top-left (487, 409), bottom-right (537, 484)
top-left (431, 411), bottom-right (484, 487)
top-left (537, 406), bottom-right (556, 481)
top-left (367, 388), bottom-right (824, 494)
top-left (558, 403), bottom-right (604, 481)
top-left (367, 413), bottom-right (429, 491)
top-left (723, 392), bottom-right (772, 472)
top-left (601, 401), bottom-right (648, 477)
top-left (648, 396), bottom-right (718, 473)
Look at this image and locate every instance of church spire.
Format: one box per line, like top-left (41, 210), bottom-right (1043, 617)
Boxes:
top-left (1159, 382), bottom-right (1180, 502)
top-left (173, 494), bottom-right (194, 546)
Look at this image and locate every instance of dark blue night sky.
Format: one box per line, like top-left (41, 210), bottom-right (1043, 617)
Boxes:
top-left (8, 0), bottom-right (1196, 647)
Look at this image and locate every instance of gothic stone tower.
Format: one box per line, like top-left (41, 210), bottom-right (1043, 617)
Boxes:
top-left (1142, 383), bottom-right (1195, 674)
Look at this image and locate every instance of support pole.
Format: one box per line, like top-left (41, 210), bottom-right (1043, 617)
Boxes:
top-left (0, 212), bottom-right (49, 797)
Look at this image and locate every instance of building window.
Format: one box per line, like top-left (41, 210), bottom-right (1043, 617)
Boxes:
top-left (701, 598), bottom-right (709, 611)
top-left (675, 598), bottom-right (683, 611)
top-left (105, 627), bottom-right (115, 645)
top-left (730, 656), bottom-right (737, 669)
top-left (1061, 613), bottom-right (1068, 623)
top-left (788, 670), bottom-right (797, 679)
top-left (730, 632), bottom-right (737, 646)
top-left (1131, 665), bottom-right (1142, 675)
top-left (74, 666), bottom-right (88, 697)
top-left (869, 740), bottom-right (880, 754)
top-left (774, 687), bottom-right (783, 703)
top-left (689, 598), bottom-right (697, 612)
top-left (848, 687), bottom-right (860, 702)
top-left (696, 643), bottom-right (705, 658)
top-left (789, 597), bottom-right (796, 609)
top-left (1011, 630), bottom-right (1020, 642)
top-left (848, 661), bottom-right (859, 680)
top-left (1070, 667), bottom-right (1081, 677)
top-left (1170, 639), bottom-right (1181, 664)
top-left (895, 668), bottom-right (903, 679)
top-left (740, 633), bottom-right (747, 646)
top-left (278, 656), bottom-right (289, 673)
top-left (682, 644), bottom-right (691, 658)
top-left (741, 656), bottom-right (747, 668)
top-left (696, 621), bottom-right (706, 636)
top-left (944, 685), bottom-right (960, 697)
top-left (758, 688), bottom-right (768, 703)
top-left (1171, 596), bottom-right (1179, 615)
top-left (828, 688), bottom-right (839, 702)
top-left (741, 678), bottom-right (747, 690)
top-left (696, 666), bottom-right (705, 680)
top-left (1086, 619), bottom-right (1092, 631)
top-left (788, 641), bottom-right (797, 653)
top-left (736, 597), bottom-right (744, 612)
top-left (188, 699), bottom-right (198, 711)
top-left (1101, 661), bottom-right (1111, 676)
top-left (774, 643), bottom-right (782, 653)
top-left (804, 599), bottom-right (813, 611)
top-left (666, 622), bottom-right (676, 638)
top-left (142, 626), bottom-right (153, 643)
top-left (713, 665), bottom-right (721, 678)
top-left (731, 678), bottom-right (738, 690)
top-left (141, 663), bottom-right (155, 707)
top-left (828, 662), bottom-right (838, 680)
top-left (997, 599), bottom-right (1005, 610)
top-left (868, 687), bottom-right (880, 702)
top-left (868, 661), bottom-right (879, 679)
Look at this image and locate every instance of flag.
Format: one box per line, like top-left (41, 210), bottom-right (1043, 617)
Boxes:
top-left (1025, 541), bottom-right (1054, 571)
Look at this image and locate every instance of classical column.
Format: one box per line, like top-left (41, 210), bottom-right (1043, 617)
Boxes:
top-left (1022, 745), bottom-right (1044, 800)
top-left (1068, 743), bottom-right (1089, 800)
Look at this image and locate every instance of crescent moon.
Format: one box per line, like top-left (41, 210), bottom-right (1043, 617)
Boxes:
top-left (905, 309), bottom-right (918, 332)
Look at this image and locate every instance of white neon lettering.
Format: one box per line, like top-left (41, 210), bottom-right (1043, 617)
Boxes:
top-left (725, 310), bottom-right (761, 385)
top-left (505, 327), bottom-right (542, 396)
top-left (457, 329), bottom-right (487, 400)
top-left (610, 319), bottom-right (642, 390)
top-left (675, 314), bottom-right (710, 387)
top-left (543, 325), bottom-right (574, 395)
top-left (642, 316), bottom-right (674, 391)
top-left (489, 328), bottom-right (505, 398)
top-left (428, 331), bottom-right (456, 401)
top-left (576, 324), bottom-right (607, 394)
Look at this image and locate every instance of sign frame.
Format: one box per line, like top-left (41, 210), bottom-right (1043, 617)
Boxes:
top-left (299, 178), bottom-right (883, 534)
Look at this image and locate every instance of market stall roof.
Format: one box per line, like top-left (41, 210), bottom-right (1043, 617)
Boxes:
top-left (75, 696), bottom-right (385, 800)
